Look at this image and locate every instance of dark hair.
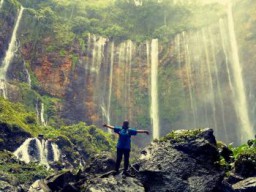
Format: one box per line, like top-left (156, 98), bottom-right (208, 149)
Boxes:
top-left (122, 120), bottom-right (129, 129)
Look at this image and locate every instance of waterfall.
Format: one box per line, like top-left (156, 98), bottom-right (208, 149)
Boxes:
top-left (52, 143), bottom-right (60, 162)
top-left (0, 80), bottom-right (7, 99)
top-left (0, 0), bottom-right (4, 10)
top-left (226, 1), bottom-right (254, 142)
top-left (106, 42), bottom-right (115, 132)
top-left (151, 39), bottom-right (160, 139)
top-left (14, 138), bottom-right (61, 166)
top-left (91, 36), bottom-right (107, 73)
top-left (202, 29), bottom-right (218, 129)
top-left (125, 40), bottom-right (133, 120)
top-left (24, 62), bottom-right (31, 88)
top-left (219, 19), bottom-right (234, 94)
top-left (0, 6), bottom-right (24, 98)
top-left (183, 32), bottom-right (197, 128)
top-left (13, 138), bottom-right (33, 164)
top-left (40, 103), bottom-right (46, 126)
top-left (35, 99), bottom-right (39, 122)
top-left (209, 27), bottom-right (227, 135)
top-left (0, 7), bottom-right (24, 80)
top-left (35, 138), bottom-right (48, 166)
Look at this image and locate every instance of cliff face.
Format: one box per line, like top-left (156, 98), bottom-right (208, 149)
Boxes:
top-left (1, 0), bottom-right (256, 145)
top-left (33, 54), bottom-right (72, 97)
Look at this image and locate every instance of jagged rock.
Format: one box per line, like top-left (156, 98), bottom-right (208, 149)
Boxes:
top-left (84, 175), bottom-right (144, 192)
top-left (232, 177), bottom-right (256, 191)
top-left (47, 171), bottom-right (77, 191)
top-left (84, 152), bottom-right (116, 175)
top-left (137, 128), bottom-right (225, 192)
top-left (0, 123), bottom-right (31, 152)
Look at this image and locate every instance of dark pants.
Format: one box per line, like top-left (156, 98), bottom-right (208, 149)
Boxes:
top-left (116, 148), bottom-right (130, 172)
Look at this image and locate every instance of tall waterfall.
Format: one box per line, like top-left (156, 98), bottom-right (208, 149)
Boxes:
top-left (106, 42), bottom-right (114, 132)
top-left (226, 1), bottom-right (253, 142)
top-left (82, 21), bottom-right (254, 144)
top-left (0, 6), bottom-right (24, 98)
top-left (14, 138), bottom-right (61, 166)
top-left (151, 39), bottom-right (160, 139)
top-left (0, 7), bottom-right (24, 80)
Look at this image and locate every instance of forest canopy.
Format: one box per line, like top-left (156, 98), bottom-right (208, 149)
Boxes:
top-left (18, 0), bottom-right (224, 43)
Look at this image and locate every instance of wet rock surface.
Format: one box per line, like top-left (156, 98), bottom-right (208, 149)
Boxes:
top-left (137, 128), bottom-right (224, 192)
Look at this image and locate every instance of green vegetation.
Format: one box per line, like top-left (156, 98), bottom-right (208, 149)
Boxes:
top-left (16, 0), bottom-right (225, 51)
top-left (0, 151), bottom-right (52, 185)
top-left (0, 97), bottom-right (39, 136)
top-left (159, 128), bottom-right (202, 143)
top-left (59, 122), bottom-right (115, 155)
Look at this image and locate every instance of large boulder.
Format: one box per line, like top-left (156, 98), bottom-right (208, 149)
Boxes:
top-left (84, 152), bottom-right (116, 175)
top-left (137, 128), bottom-right (225, 192)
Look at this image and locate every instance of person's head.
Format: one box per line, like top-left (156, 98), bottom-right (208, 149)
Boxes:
top-left (122, 120), bottom-right (129, 129)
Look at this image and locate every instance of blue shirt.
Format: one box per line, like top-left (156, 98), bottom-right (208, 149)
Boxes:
top-left (114, 126), bottom-right (137, 149)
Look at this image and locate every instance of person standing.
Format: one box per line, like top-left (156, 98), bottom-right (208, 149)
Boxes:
top-left (103, 120), bottom-right (149, 175)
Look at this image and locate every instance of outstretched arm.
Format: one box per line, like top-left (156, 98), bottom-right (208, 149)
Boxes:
top-left (103, 124), bottom-right (114, 130)
top-left (137, 130), bottom-right (150, 135)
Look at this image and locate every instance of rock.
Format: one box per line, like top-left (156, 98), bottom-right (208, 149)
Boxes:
top-left (232, 177), bottom-right (256, 191)
top-left (84, 152), bottom-right (116, 175)
top-left (137, 128), bottom-right (224, 192)
top-left (84, 175), bottom-right (144, 192)
top-left (28, 180), bottom-right (51, 192)
top-left (47, 171), bottom-right (77, 191)
top-left (0, 123), bottom-right (31, 152)
top-left (0, 180), bottom-right (17, 192)
top-left (234, 152), bottom-right (256, 177)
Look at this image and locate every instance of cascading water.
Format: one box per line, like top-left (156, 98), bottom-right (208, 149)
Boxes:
top-left (0, 80), bottom-right (7, 99)
top-left (226, 1), bottom-right (254, 142)
top-left (35, 138), bottom-right (48, 166)
top-left (0, 6), bottom-right (24, 98)
top-left (13, 138), bottom-right (61, 166)
top-left (219, 18), bottom-right (234, 94)
top-left (82, 12), bottom-right (254, 144)
top-left (202, 29), bottom-right (218, 130)
top-left (51, 143), bottom-right (61, 162)
top-left (151, 39), bottom-right (160, 139)
top-left (13, 138), bottom-right (33, 164)
top-left (209, 28), bottom-right (227, 135)
top-left (40, 103), bottom-right (46, 126)
top-left (24, 62), bottom-right (31, 88)
top-left (183, 32), bottom-right (197, 128)
top-left (106, 42), bottom-right (115, 132)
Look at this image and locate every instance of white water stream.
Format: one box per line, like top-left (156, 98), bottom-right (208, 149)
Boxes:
top-left (151, 39), bottom-right (160, 139)
top-left (226, 1), bottom-right (254, 142)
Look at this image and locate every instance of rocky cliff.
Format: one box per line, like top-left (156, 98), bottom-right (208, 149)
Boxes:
top-left (25, 128), bottom-right (256, 192)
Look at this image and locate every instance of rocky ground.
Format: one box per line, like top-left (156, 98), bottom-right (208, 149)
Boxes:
top-left (7, 128), bottom-right (252, 192)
